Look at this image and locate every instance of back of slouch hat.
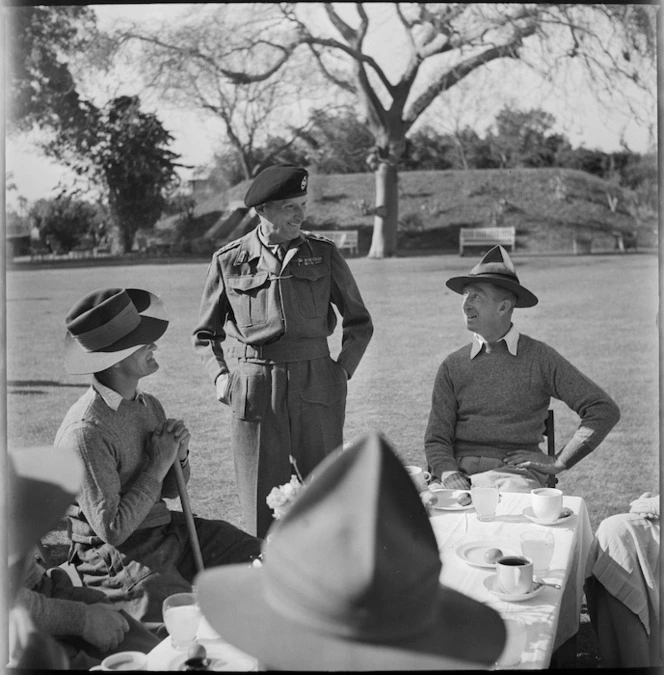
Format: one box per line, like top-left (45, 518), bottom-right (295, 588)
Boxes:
top-left (64, 287), bottom-right (169, 375)
top-left (244, 163), bottom-right (308, 208)
top-left (195, 431), bottom-right (506, 671)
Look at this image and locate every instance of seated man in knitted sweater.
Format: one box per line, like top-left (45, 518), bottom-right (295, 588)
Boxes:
top-left (425, 246), bottom-right (620, 492)
top-left (55, 288), bottom-right (262, 626)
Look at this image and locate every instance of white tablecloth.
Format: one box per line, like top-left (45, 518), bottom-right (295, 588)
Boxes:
top-left (146, 617), bottom-right (258, 671)
top-left (430, 491), bottom-right (593, 669)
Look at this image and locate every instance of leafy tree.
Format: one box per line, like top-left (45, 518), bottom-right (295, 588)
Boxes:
top-left (109, 5), bottom-right (334, 181)
top-left (488, 107), bottom-right (558, 168)
top-left (7, 5), bottom-right (97, 135)
top-left (183, 2), bottom-right (655, 257)
top-left (29, 196), bottom-right (100, 253)
top-left (296, 108), bottom-right (375, 174)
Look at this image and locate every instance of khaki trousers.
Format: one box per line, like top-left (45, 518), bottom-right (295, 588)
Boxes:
top-left (228, 355), bottom-right (348, 538)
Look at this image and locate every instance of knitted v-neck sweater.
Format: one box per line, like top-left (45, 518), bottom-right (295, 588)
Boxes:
top-left (424, 334), bottom-right (620, 481)
top-left (55, 387), bottom-right (187, 547)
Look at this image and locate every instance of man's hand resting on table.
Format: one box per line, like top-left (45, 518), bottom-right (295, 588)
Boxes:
top-left (439, 471), bottom-right (472, 490)
top-left (629, 492), bottom-right (659, 520)
top-left (502, 450), bottom-right (564, 474)
top-left (82, 603), bottom-right (129, 651)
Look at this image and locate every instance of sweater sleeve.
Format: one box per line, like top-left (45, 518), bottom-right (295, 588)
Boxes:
top-left (192, 255), bottom-right (231, 384)
top-left (542, 344), bottom-right (621, 469)
top-left (65, 422), bottom-right (165, 547)
top-left (424, 359), bottom-right (460, 479)
top-left (17, 588), bottom-right (87, 638)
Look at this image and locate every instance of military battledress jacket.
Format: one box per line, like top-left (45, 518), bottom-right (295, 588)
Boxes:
top-left (193, 227), bottom-right (373, 536)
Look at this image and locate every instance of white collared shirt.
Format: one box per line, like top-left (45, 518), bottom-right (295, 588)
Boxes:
top-left (92, 376), bottom-right (146, 411)
top-left (470, 324), bottom-right (520, 359)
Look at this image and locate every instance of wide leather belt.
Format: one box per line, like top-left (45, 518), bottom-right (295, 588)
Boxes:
top-left (231, 337), bottom-right (330, 363)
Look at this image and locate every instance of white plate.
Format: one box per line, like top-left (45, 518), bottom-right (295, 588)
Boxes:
top-left (430, 489), bottom-right (474, 511)
top-left (522, 506), bottom-right (574, 526)
top-left (455, 541), bottom-right (519, 568)
top-left (484, 574), bottom-right (546, 602)
top-left (162, 640), bottom-right (258, 672)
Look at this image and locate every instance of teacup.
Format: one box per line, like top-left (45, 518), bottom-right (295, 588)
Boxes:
top-left (495, 555), bottom-right (533, 595)
top-left (90, 651), bottom-right (147, 671)
top-left (404, 465), bottom-right (431, 492)
top-left (531, 487), bottom-right (563, 522)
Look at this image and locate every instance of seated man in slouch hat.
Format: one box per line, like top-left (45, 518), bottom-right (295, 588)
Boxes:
top-left (55, 287), bottom-right (262, 626)
top-left (8, 445), bottom-right (159, 670)
top-left (425, 246), bottom-right (620, 492)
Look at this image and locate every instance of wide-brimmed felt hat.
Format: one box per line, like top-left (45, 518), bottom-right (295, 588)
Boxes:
top-left (446, 245), bottom-right (538, 308)
top-left (8, 446), bottom-right (83, 568)
top-left (196, 431), bottom-right (506, 671)
top-left (64, 288), bottom-right (169, 375)
top-left (244, 163), bottom-right (308, 208)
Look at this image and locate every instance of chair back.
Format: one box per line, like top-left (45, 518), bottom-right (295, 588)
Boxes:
top-left (544, 409), bottom-right (558, 488)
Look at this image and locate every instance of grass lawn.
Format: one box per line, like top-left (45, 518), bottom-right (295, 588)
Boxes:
top-left (7, 251), bottom-right (659, 533)
top-left (6, 250), bottom-right (658, 668)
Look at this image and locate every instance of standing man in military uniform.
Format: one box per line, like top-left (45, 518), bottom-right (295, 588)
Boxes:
top-left (193, 163), bottom-right (373, 538)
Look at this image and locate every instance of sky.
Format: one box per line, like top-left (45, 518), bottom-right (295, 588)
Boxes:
top-left (5, 3), bottom-right (657, 212)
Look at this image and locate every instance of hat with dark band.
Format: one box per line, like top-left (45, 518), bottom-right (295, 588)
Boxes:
top-left (446, 245), bottom-right (538, 308)
top-left (196, 431), bottom-right (506, 671)
top-left (64, 288), bottom-right (169, 375)
top-left (244, 163), bottom-right (308, 208)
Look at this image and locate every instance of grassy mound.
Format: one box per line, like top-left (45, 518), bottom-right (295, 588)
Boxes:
top-left (195, 167), bottom-right (654, 255)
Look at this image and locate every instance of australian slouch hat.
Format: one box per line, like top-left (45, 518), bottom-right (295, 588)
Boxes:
top-left (196, 431), bottom-right (506, 671)
top-left (8, 445), bottom-right (83, 568)
top-left (64, 287), bottom-right (169, 375)
top-left (446, 245), bottom-right (538, 307)
top-left (244, 163), bottom-right (308, 208)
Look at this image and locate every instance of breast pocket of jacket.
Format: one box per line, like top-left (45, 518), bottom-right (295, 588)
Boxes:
top-left (290, 265), bottom-right (330, 318)
top-left (227, 272), bottom-right (269, 327)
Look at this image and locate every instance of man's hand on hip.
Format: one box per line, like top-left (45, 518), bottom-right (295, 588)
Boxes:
top-left (503, 450), bottom-right (564, 474)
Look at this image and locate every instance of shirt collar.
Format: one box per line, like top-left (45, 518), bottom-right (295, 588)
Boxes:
top-left (470, 324), bottom-right (520, 359)
top-left (92, 376), bottom-right (146, 411)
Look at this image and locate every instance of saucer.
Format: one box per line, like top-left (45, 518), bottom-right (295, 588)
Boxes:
top-left (484, 575), bottom-right (545, 602)
top-left (523, 506), bottom-right (573, 526)
top-left (456, 541), bottom-right (518, 569)
top-left (430, 489), bottom-right (474, 511)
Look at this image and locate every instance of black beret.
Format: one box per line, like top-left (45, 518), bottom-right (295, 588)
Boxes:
top-left (244, 163), bottom-right (309, 208)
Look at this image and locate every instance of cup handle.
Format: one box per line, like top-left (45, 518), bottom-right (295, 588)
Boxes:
top-left (423, 471), bottom-right (431, 483)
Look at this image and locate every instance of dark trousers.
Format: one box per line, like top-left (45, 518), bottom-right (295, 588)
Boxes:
top-left (71, 512), bottom-right (262, 624)
top-left (229, 355), bottom-right (347, 538)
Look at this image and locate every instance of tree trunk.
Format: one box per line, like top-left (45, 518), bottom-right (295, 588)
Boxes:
top-left (367, 161), bottom-right (398, 258)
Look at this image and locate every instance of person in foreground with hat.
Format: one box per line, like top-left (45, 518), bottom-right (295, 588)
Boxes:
top-left (8, 445), bottom-right (160, 670)
top-left (425, 245), bottom-right (620, 492)
top-left (55, 287), bottom-right (262, 626)
top-left (193, 162), bottom-right (373, 538)
top-left (195, 431), bottom-right (506, 670)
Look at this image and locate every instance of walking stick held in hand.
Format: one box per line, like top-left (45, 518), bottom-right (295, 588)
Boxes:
top-left (173, 460), bottom-right (205, 575)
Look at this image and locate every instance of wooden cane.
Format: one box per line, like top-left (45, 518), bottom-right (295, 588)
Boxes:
top-left (173, 460), bottom-right (205, 574)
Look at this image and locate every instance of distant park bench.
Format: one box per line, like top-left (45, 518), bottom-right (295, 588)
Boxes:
top-left (315, 230), bottom-right (359, 256)
top-left (459, 226), bottom-right (516, 256)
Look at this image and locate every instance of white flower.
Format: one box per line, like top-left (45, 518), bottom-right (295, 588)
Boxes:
top-left (266, 474), bottom-right (303, 520)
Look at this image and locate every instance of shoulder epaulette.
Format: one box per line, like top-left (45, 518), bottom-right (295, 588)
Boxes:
top-left (303, 230), bottom-right (335, 245)
top-left (215, 238), bottom-right (242, 255)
